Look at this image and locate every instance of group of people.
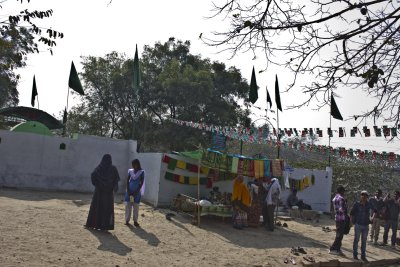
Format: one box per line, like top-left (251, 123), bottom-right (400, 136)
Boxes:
top-left (84, 154), bottom-right (145, 231)
top-left (330, 186), bottom-right (400, 261)
top-left (231, 175), bottom-right (281, 231)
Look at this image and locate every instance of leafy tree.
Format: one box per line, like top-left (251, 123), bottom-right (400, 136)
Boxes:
top-left (206, 0), bottom-right (400, 125)
top-left (68, 38), bottom-right (252, 151)
top-left (0, 0), bottom-right (63, 108)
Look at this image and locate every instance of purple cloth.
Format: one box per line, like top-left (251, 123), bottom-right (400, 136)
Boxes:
top-left (333, 193), bottom-right (347, 222)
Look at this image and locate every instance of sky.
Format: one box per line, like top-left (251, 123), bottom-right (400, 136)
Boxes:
top-left (2, 0), bottom-right (399, 153)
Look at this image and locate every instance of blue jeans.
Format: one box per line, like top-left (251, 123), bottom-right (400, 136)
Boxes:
top-left (383, 220), bottom-right (398, 246)
top-left (353, 224), bottom-right (369, 258)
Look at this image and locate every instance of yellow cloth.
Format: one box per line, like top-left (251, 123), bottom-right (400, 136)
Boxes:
top-left (176, 160), bottom-right (186, 170)
top-left (201, 166), bottom-right (209, 175)
top-left (258, 160), bottom-right (264, 178)
top-left (179, 175), bottom-right (184, 184)
top-left (189, 177), bottom-right (198, 185)
top-left (254, 160), bottom-right (260, 178)
top-left (232, 179), bottom-right (251, 207)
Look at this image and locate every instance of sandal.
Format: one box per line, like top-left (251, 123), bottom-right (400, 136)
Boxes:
top-left (291, 247), bottom-right (300, 256)
top-left (290, 257), bottom-right (297, 265)
top-left (297, 247), bottom-right (307, 254)
top-left (303, 256), bottom-right (315, 263)
top-left (284, 257), bottom-right (289, 264)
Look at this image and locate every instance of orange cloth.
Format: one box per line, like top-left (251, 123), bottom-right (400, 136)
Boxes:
top-left (232, 178), bottom-right (251, 207)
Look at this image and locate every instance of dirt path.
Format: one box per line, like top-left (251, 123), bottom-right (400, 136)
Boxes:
top-left (0, 188), bottom-right (399, 266)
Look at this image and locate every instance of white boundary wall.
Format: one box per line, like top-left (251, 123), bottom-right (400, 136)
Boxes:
top-left (0, 130), bottom-right (162, 206)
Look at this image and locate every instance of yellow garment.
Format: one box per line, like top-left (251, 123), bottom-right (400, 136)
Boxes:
top-left (201, 166), bottom-right (209, 175)
top-left (232, 179), bottom-right (251, 207)
top-left (189, 177), bottom-right (198, 185)
top-left (176, 160), bottom-right (186, 170)
top-left (254, 160), bottom-right (260, 178)
top-left (258, 160), bottom-right (264, 178)
top-left (179, 175), bottom-right (185, 184)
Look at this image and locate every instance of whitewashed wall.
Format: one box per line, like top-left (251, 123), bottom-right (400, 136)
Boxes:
top-left (0, 130), bottom-right (161, 205)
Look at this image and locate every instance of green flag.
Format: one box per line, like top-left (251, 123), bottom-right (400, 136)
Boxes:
top-left (63, 107), bottom-right (68, 124)
top-left (331, 93), bottom-right (343, 120)
top-left (249, 66), bottom-right (258, 104)
top-left (133, 44), bottom-right (141, 90)
top-left (266, 87), bottom-right (272, 109)
top-left (275, 75), bottom-right (282, 111)
top-left (31, 75), bottom-right (38, 107)
top-left (68, 61), bottom-right (84, 95)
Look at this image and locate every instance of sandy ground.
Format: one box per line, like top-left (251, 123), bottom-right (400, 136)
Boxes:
top-left (0, 188), bottom-right (399, 267)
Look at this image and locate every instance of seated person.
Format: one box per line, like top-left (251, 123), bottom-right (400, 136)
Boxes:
top-left (287, 189), bottom-right (300, 208)
top-left (287, 189), bottom-right (312, 210)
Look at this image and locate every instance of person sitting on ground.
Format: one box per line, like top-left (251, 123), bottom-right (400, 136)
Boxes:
top-left (287, 189), bottom-right (299, 208)
top-left (286, 189), bottom-right (312, 210)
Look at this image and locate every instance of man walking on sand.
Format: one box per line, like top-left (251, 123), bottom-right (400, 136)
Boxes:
top-left (369, 189), bottom-right (384, 245)
top-left (382, 191), bottom-right (400, 249)
top-left (350, 191), bottom-right (371, 261)
top-left (329, 186), bottom-right (347, 255)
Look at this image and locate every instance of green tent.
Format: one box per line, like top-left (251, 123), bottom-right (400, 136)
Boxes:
top-left (10, 121), bottom-right (53, 136)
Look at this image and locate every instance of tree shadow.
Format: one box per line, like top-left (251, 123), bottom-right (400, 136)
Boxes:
top-left (127, 225), bottom-right (160, 247)
top-left (87, 228), bottom-right (132, 256)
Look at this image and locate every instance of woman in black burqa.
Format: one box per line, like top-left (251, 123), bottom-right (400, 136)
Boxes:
top-left (85, 154), bottom-right (120, 230)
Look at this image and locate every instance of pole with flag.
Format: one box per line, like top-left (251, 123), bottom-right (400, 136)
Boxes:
top-left (329, 91), bottom-right (343, 166)
top-left (31, 75), bottom-right (39, 109)
top-left (246, 66), bottom-right (258, 155)
top-left (266, 86), bottom-right (272, 131)
top-left (64, 61), bottom-right (85, 135)
top-left (132, 44), bottom-right (141, 141)
top-left (275, 75), bottom-right (283, 158)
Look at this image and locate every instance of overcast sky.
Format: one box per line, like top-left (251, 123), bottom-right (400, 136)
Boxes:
top-left (2, 0), bottom-right (399, 153)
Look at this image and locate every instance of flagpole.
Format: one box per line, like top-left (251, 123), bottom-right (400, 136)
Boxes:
top-left (37, 95), bottom-right (40, 110)
top-left (277, 109), bottom-right (280, 159)
top-left (63, 86), bottom-right (70, 136)
top-left (328, 91), bottom-right (332, 167)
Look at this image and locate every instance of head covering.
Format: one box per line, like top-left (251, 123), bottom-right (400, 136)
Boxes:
top-left (361, 190), bottom-right (368, 196)
top-left (92, 154), bottom-right (117, 190)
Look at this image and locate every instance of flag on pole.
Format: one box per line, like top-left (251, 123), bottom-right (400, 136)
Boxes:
top-left (68, 61), bottom-right (85, 95)
top-left (275, 75), bottom-right (282, 111)
top-left (249, 66), bottom-right (258, 104)
top-left (31, 75), bottom-right (38, 107)
top-left (266, 87), bottom-right (272, 109)
top-left (331, 93), bottom-right (343, 120)
top-left (133, 44), bottom-right (141, 91)
top-left (63, 107), bottom-right (68, 124)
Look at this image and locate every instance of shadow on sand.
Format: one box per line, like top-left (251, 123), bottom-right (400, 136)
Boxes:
top-left (87, 228), bottom-right (132, 256)
top-left (127, 224), bottom-right (161, 247)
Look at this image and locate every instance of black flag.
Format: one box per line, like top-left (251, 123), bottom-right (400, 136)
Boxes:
top-left (331, 93), bottom-right (343, 121)
top-left (68, 61), bottom-right (85, 95)
top-left (266, 87), bottom-right (272, 109)
top-left (63, 108), bottom-right (68, 124)
top-left (31, 75), bottom-right (38, 107)
top-left (275, 75), bottom-right (282, 111)
top-left (249, 66), bottom-right (258, 104)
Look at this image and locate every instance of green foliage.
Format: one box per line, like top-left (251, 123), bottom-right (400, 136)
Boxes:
top-left (68, 38), bottom-right (251, 151)
top-left (0, 1), bottom-right (63, 109)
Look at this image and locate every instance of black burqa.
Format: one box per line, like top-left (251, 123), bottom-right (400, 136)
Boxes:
top-left (85, 154), bottom-right (120, 230)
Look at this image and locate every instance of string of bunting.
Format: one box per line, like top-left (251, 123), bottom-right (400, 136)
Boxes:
top-left (170, 119), bottom-right (400, 163)
top-left (170, 118), bottom-right (400, 139)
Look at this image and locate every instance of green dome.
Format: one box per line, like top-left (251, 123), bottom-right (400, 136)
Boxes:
top-left (10, 121), bottom-right (53, 136)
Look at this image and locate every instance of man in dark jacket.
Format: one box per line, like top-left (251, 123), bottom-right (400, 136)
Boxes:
top-left (382, 191), bottom-right (400, 248)
top-left (350, 191), bottom-right (371, 261)
top-left (368, 189), bottom-right (384, 245)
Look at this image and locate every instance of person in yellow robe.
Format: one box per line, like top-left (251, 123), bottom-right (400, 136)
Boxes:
top-left (232, 175), bottom-right (251, 229)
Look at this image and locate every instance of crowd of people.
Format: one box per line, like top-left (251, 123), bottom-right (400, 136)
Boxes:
top-left (329, 186), bottom-right (400, 262)
top-left (231, 176), bottom-right (282, 231)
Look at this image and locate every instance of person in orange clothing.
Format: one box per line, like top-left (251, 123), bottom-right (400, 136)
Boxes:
top-left (232, 175), bottom-right (251, 229)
